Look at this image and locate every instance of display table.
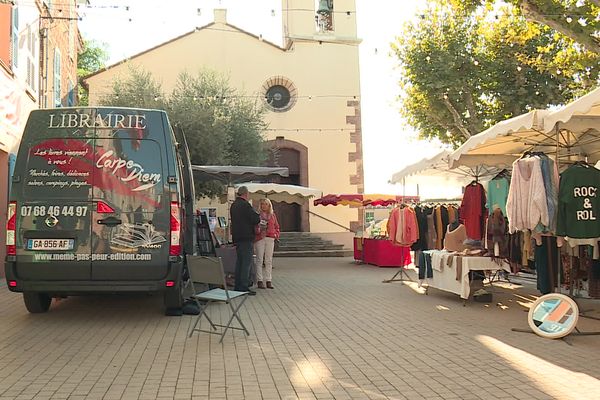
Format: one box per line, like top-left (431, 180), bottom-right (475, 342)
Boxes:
top-left (422, 250), bottom-right (510, 299)
top-left (355, 238), bottom-right (412, 267)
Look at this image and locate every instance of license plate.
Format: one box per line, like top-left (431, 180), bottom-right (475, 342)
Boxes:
top-left (27, 239), bottom-right (74, 251)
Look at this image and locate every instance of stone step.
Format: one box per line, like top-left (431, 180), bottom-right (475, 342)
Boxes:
top-left (276, 232), bottom-right (351, 257)
top-left (277, 244), bottom-right (345, 251)
top-left (278, 239), bottom-right (335, 246)
top-left (274, 249), bottom-right (353, 257)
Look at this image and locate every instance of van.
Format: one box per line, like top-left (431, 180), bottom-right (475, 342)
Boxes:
top-left (5, 107), bottom-right (195, 314)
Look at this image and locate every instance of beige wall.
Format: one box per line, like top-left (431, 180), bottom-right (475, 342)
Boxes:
top-left (86, 1), bottom-right (362, 233)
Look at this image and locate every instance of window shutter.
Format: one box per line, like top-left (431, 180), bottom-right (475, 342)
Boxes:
top-left (11, 6), bottom-right (18, 68)
top-left (54, 49), bottom-right (61, 107)
top-left (67, 81), bottom-right (74, 106)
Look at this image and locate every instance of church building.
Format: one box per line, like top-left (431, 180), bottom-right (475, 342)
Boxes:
top-left (84, 0), bottom-right (363, 241)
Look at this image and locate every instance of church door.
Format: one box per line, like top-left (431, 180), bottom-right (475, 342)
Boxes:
top-left (267, 148), bottom-right (301, 232)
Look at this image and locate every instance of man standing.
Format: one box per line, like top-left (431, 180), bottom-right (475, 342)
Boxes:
top-left (230, 186), bottom-right (260, 295)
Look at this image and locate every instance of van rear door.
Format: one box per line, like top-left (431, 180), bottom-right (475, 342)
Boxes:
top-left (90, 109), bottom-right (170, 280)
top-left (14, 109), bottom-right (94, 280)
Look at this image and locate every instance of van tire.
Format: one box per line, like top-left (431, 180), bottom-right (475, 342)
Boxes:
top-left (164, 284), bottom-right (183, 316)
top-left (23, 292), bottom-right (52, 313)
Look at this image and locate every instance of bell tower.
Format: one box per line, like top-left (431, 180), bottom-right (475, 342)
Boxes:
top-left (282, 0), bottom-right (359, 47)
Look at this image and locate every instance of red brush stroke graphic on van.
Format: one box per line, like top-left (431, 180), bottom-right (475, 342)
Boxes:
top-left (129, 127), bottom-right (144, 150)
top-left (30, 139), bottom-right (160, 208)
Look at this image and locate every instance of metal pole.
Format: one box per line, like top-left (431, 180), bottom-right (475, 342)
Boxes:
top-left (555, 124), bottom-right (561, 293)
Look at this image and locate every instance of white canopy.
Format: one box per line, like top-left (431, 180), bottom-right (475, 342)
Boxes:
top-left (191, 165), bottom-right (289, 184)
top-left (235, 183), bottom-right (322, 205)
top-left (542, 87), bottom-right (600, 164)
top-left (449, 87), bottom-right (600, 168)
top-left (390, 150), bottom-right (453, 183)
top-left (390, 149), bottom-right (502, 186)
top-left (448, 110), bottom-right (547, 169)
top-left (543, 87), bottom-right (600, 133)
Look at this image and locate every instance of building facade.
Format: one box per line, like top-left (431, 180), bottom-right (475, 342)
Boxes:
top-left (84, 0), bottom-right (364, 236)
top-left (0, 0), bottom-right (82, 274)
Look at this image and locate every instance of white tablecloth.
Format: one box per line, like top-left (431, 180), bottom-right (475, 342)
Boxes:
top-left (423, 250), bottom-right (510, 299)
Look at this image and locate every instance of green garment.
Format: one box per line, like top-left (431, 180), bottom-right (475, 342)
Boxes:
top-left (487, 177), bottom-right (509, 216)
top-left (556, 164), bottom-right (600, 238)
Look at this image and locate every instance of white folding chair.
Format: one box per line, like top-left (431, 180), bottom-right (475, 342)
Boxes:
top-left (186, 255), bottom-right (250, 343)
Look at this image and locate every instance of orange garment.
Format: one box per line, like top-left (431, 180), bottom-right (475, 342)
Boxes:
top-left (448, 206), bottom-right (456, 225)
top-left (395, 207), bottom-right (419, 246)
top-left (388, 206), bottom-right (419, 246)
top-left (404, 207), bottom-right (419, 246)
top-left (387, 207), bottom-right (400, 243)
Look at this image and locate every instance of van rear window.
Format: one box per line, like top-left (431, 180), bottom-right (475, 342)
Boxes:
top-left (24, 136), bottom-right (164, 210)
top-left (94, 137), bottom-right (164, 211)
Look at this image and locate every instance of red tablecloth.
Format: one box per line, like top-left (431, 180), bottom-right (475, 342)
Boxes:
top-left (355, 238), bottom-right (412, 267)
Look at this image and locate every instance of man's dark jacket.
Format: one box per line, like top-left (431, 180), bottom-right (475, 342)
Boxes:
top-left (230, 196), bottom-right (260, 243)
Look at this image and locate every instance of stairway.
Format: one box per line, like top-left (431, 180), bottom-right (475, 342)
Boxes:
top-left (274, 232), bottom-right (353, 257)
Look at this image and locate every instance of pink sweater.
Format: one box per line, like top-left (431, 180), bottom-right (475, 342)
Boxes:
top-left (506, 157), bottom-right (549, 233)
top-left (388, 207), bottom-right (418, 246)
top-left (255, 212), bottom-right (280, 241)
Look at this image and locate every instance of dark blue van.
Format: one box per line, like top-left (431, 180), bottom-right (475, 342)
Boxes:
top-left (5, 107), bottom-right (195, 314)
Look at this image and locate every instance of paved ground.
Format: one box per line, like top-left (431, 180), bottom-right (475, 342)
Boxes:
top-left (0, 257), bottom-right (599, 400)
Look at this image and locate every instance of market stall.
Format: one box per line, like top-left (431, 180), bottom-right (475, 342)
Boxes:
top-left (448, 87), bottom-right (600, 299)
top-left (420, 250), bottom-right (511, 302)
top-left (389, 146), bottom-right (515, 299)
top-left (314, 194), bottom-right (418, 267)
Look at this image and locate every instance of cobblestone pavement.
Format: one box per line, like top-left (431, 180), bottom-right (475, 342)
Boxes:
top-left (1, 257), bottom-right (599, 400)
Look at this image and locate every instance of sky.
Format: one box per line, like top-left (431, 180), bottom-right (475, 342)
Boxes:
top-left (78, 0), bottom-right (459, 198)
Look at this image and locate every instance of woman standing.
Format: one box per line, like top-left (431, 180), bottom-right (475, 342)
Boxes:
top-left (254, 198), bottom-right (280, 289)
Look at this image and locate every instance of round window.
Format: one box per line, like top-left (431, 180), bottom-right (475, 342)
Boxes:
top-left (266, 85), bottom-right (291, 110)
top-left (262, 76), bottom-right (297, 112)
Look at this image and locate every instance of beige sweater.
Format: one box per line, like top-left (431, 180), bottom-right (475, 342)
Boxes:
top-left (506, 157), bottom-right (549, 233)
top-left (444, 224), bottom-right (467, 252)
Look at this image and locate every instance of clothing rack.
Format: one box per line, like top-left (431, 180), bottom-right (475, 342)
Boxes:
top-left (382, 244), bottom-right (413, 283)
top-left (382, 203), bottom-right (414, 283)
top-left (508, 146), bottom-right (600, 339)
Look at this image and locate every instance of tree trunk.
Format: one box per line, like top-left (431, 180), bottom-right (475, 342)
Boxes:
top-left (464, 91), bottom-right (484, 134)
top-left (441, 96), bottom-right (472, 140)
top-left (518, 0), bottom-right (600, 54)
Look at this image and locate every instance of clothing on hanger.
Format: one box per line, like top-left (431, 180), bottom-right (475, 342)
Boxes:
top-left (556, 163), bottom-right (600, 241)
top-left (506, 156), bottom-right (549, 233)
top-left (460, 181), bottom-right (486, 240)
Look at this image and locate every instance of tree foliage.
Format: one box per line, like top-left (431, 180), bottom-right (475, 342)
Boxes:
top-left (77, 40), bottom-right (108, 106)
top-left (452, 0), bottom-right (600, 54)
top-left (392, 0), bottom-right (599, 146)
top-left (98, 67), bottom-right (268, 196)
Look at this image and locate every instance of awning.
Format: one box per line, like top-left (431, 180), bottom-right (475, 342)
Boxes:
top-left (314, 194), bottom-right (420, 207)
top-left (233, 183), bottom-right (322, 205)
top-left (449, 87), bottom-right (600, 167)
top-left (448, 110), bottom-right (548, 169)
top-left (542, 87), bottom-right (600, 164)
top-left (191, 165), bottom-right (289, 184)
top-left (390, 149), bottom-right (502, 186)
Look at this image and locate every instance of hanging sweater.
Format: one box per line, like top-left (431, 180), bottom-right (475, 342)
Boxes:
top-left (506, 157), bottom-right (549, 233)
top-left (487, 177), bottom-right (509, 216)
top-left (556, 164), bottom-right (600, 239)
top-left (395, 207), bottom-right (419, 246)
top-left (444, 224), bottom-right (467, 253)
top-left (460, 182), bottom-right (486, 240)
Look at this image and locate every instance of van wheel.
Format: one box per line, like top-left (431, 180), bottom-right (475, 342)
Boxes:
top-left (164, 285), bottom-right (183, 316)
top-left (23, 292), bottom-right (52, 313)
